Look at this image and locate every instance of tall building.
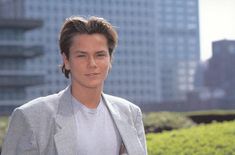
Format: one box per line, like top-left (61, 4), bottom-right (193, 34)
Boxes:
top-left (155, 0), bottom-right (200, 101)
top-left (1, 0), bottom-right (200, 107)
top-left (204, 39), bottom-right (235, 100)
top-left (0, 0), bottom-right (44, 109)
top-left (23, 0), bottom-right (159, 104)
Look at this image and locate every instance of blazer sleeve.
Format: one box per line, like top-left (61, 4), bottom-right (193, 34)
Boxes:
top-left (1, 109), bottom-right (38, 155)
top-left (134, 108), bottom-right (147, 155)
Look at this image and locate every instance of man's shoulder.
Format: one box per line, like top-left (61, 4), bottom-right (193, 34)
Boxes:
top-left (15, 87), bottom-right (68, 118)
top-left (19, 93), bottom-right (59, 110)
top-left (103, 93), bottom-right (140, 110)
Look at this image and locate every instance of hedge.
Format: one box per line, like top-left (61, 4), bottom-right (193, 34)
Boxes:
top-left (183, 110), bottom-right (235, 124)
top-left (147, 121), bottom-right (235, 155)
top-left (143, 112), bottom-right (195, 133)
top-left (0, 116), bottom-right (8, 152)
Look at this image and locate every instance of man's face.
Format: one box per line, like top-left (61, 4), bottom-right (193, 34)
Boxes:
top-left (63, 33), bottom-right (111, 90)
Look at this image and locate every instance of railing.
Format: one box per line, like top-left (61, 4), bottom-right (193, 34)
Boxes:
top-left (0, 74), bottom-right (44, 86)
top-left (0, 45), bottom-right (43, 58)
top-left (0, 18), bottom-right (43, 30)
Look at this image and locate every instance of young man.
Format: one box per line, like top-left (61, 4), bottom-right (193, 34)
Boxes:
top-left (1, 16), bottom-right (147, 155)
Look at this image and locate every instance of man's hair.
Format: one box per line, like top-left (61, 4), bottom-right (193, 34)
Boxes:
top-left (59, 16), bottom-right (118, 78)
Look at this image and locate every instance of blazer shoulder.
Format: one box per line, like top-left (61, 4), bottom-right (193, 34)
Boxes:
top-left (13, 90), bottom-right (65, 127)
top-left (103, 94), bottom-right (141, 111)
top-left (18, 93), bottom-right (60, 113)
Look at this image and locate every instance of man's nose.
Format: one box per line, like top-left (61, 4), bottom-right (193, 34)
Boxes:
top-left (88, 56), bottom-right (97, 67)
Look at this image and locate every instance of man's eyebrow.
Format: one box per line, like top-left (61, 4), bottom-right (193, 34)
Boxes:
top-left (96, 50), bottom-right (108, 53)
top-left (73, 50), bottom-right (108, 54)
top-left (74, 50), bottom-right (87, 54)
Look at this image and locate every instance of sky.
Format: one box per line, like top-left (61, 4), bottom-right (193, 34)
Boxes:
top-left (199, 0), bottom-right (235, 61)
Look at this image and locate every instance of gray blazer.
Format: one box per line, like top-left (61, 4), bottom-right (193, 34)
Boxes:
top-left (1, 86), bottom-right (147, 155)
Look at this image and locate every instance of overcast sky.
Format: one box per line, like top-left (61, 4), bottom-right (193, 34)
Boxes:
top-left (199, 0), bottom-right (235, 61)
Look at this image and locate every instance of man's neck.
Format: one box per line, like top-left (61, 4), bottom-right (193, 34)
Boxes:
top-left (71, 84), bottom-right (102, 109)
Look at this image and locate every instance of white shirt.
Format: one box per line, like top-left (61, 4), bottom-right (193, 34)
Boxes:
top-left (72, 96), bottom-right (122, 155)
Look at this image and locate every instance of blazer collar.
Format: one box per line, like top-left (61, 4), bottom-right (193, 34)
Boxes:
top-left (102, 94), bottom-right (145, 155)
top-left (54, 86), bottom-right (78, 155)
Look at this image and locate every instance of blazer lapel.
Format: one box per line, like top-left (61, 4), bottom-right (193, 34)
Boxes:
top-left (54, 86), bottom-right (78, 155)
top-left (102, 94), bottom-right (145, 155)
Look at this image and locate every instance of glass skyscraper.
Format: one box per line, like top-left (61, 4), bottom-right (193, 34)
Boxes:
top-left (0, 0), bottom-right (200, 108)
top-left (155, 0), bottom-right (200, 101)
top-left (24, 0), bottom-right (159, 105)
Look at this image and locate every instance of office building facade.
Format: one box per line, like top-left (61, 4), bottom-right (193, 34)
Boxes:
top-left (204, 39), bottom-right (235, 100)
top-left (1, 0), bottom-right (200, 107)
top-left (24, 0), bottom-right (159, 104)
top-left (155, 0), bottom-right (200, 101)
top-left (0, 0), bottom-right (44, 108)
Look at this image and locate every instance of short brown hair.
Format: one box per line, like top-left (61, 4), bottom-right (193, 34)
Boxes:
top-left (59, 16), bottom-right (118, 78)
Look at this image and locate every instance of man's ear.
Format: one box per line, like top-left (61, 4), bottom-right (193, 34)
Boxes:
top-left (62, 53), bottom-right (70, 70)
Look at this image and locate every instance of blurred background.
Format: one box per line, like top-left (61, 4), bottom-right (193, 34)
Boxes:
top-left (0, 0), bottom-right (235, 154)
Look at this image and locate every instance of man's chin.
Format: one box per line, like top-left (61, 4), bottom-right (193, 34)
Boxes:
top-left (83, 82), bottom-right (103, 89)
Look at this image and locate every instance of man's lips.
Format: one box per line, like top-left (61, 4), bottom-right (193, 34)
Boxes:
top-left (85, 73), bottom-right (100, 76)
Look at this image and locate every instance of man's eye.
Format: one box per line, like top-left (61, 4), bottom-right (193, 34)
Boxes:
top-left (97, 53), bottom-right (106, 57)
top-left (77, 55), bottom-right (86, 57)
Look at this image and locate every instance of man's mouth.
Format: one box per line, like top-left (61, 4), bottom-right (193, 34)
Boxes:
top-left (85, 73), bottom-right (100, 76)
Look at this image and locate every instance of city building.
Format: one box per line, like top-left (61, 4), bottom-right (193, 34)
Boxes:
top-left (0, 0), bottom-right (44, 111)
top-left (204, 39), bottom-right (235, 101)
top-left (1, 0), bottom-right (200, 107)
top-left (155, 0), bottom-right (200, 101)
top-left (23, 0), bottom-right (159, 104)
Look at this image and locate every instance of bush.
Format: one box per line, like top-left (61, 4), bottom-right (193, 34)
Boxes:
top-left (147, 121), bottom-right (235, 155)
top-left (184, 110), bottom-right (235, 124)
top-left (143, 112), bottom-right (195, 133)
top-left (0, 116), bottom-right (8, 152)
